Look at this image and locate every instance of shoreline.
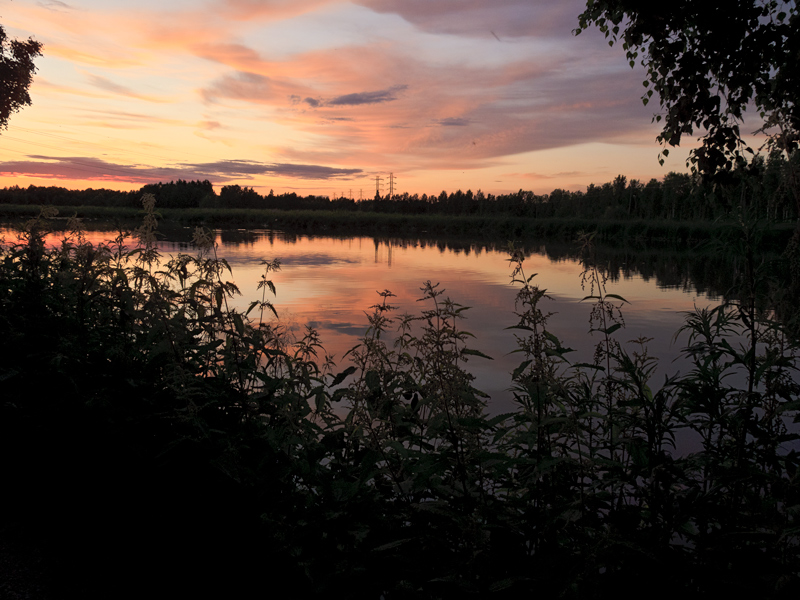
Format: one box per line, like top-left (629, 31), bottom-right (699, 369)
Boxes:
top-left (0, 203), bottom-right (794, 252)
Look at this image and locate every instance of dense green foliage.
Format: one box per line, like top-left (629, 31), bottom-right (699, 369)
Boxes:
top-left (1, 200), bottom-right (799, 598)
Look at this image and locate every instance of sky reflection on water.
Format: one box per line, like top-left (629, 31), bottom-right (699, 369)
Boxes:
top-left (0, 225), bottom-right (741, 415)
top-left (195, 230), bottom-right (725, 413)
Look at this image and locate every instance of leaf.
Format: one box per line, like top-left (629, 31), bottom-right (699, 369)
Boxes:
top-left (598, 323), bottom-right (622, 335)
top-left (373, 539), bottom-right (413, 552)
top-left (604, 293), bottom-right (629, 303)
top-left (643, 385), bottom-right (654, 403)
top-left (365, 370), bottom-right (381, 392)
top-left (331, 365), bottom-right (356, 386)
top-left (231, 312), bottom-right (245, 336)
top-left (512, 360), bottom-right (533, 379)
top-left (486, 412), bottom-right (516, 427)
top-left (462, 348), bottom-right (493, 360)
top-left (573, 362), bottom-right (605, 371)
top-left (263, 301), bottom-right (278, 319)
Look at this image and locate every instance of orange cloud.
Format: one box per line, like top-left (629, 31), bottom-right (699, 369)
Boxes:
top-left (84, 74), bottom-right (170, 103)
top-left (44, 44), bottom-right (145, 68)
top-left (30, 78), bottom-right (110, 100)
top-left (213, 0), bottom-right (340, 21)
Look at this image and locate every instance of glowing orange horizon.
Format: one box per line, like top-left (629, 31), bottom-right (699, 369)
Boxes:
top-left (0, 0), bottom-right (764, 198)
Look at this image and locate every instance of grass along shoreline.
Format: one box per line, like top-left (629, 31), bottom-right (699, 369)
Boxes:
top-left (0, 202), bottom-right (795, 250)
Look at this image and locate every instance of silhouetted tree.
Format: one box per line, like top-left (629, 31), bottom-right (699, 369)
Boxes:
top-left (140, 180), bottom-right (214, 209)
top-left (219, 184), bottom-right (262, 209)
top-left (0, 24), bottom-right (42, 129)
top-left (577, 1), bottom-right (798, 176)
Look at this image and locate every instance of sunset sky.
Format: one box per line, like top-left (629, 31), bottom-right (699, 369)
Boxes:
top-left (0, 0), bottom-right (760, 197)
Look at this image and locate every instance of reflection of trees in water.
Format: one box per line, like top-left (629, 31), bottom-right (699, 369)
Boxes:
top-left (558, 245), bottom-right (736, 300)
top-left (543, 241), bottom-right (791, 309)
top-left (217, 228), bottom-right (788, 301)
top-left (173, 227), bottom-right (794, 326)
top-left (11, 223), bottom-right (787, 318)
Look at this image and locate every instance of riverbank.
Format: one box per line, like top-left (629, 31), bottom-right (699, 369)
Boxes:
top-left (0, 203), bottom-right (795, 251)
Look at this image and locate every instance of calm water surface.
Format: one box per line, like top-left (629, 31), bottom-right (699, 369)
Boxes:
top-left (178, 230), bottom-right (724, 413)
top-left (2, 225), bottom-right (733, 413)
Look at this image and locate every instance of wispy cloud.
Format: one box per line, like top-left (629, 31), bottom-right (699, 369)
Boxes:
top-left (201, 71), bottom-right (287, 104)
top-left (182, 159), bottom-right (363, 179)
top-left (32, 78), bottom-right (111, 100)
top-left (37, 0), bottom-right (75, 11)
top-left (298, 85), bottom-right (408, 109)
top-left (267, 163), bottom-right (362, 178)
top-left (85, 74), bottom-right (167, 103)
top-left (514, 171), bottom-right (584, 181)
top-left (0, 156), bottom-right (183, 183)
top-left (214, 0), bottom-right (335, 21)
top-left (0, 156), bottom-right (363, 184)
top-left (193, 42), bottom-right (264, 69)
top-left (357, 0), bottom-right (583, 38)
top-left (437, 117), bottom-right (470, 127)
top-left (326, 85), bottom-right (408, 106)
top-left (45, 45), bottom-right (144, 68)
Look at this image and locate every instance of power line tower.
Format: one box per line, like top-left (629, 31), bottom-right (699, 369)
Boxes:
top-left (388, 172), bottom-right (396, 199)
top-left (374, 175), bottom-right (383, 199)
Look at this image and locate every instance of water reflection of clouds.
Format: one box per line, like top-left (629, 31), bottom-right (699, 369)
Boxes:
top-left (305, 320), bottom-right (368, 338)
top-left (3, 227), bottom-right (733, 413)
top-left (210, 234), bottom-right (724, 397)
top-left (270, 253), bottom-right (363, 267)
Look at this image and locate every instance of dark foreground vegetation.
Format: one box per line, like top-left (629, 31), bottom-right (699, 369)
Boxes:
top-left (1, 198), bottom-right (798, 598)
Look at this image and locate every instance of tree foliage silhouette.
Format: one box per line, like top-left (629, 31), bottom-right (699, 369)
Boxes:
top-left (576, 1), bottom-right (799, 175)
top-left (0, 24), bottom-right (42, 130)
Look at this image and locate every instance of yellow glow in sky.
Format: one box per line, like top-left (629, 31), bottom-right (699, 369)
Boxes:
top-left (0, 0), bottom-right (747, 197)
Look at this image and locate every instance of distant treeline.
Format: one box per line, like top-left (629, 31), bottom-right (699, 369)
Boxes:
top-left (1, 151), bottom-right (796, 221)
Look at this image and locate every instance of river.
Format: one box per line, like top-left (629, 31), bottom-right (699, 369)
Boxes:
top-left (165, 228), bottom-right (729, 413)
top-left (1, 224), bottom-right (748, 413)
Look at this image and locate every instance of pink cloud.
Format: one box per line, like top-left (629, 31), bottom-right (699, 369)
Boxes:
top-left (193, 43), bottom-right (264, 69)
top-left (84, 74), bottom-right (168, 103)
top-left (212, 0), bottom-right (337, 21)
top-left (44, 44), bottom-right (144, 68)
top-left (0, 156), bottom-right (363, 185)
